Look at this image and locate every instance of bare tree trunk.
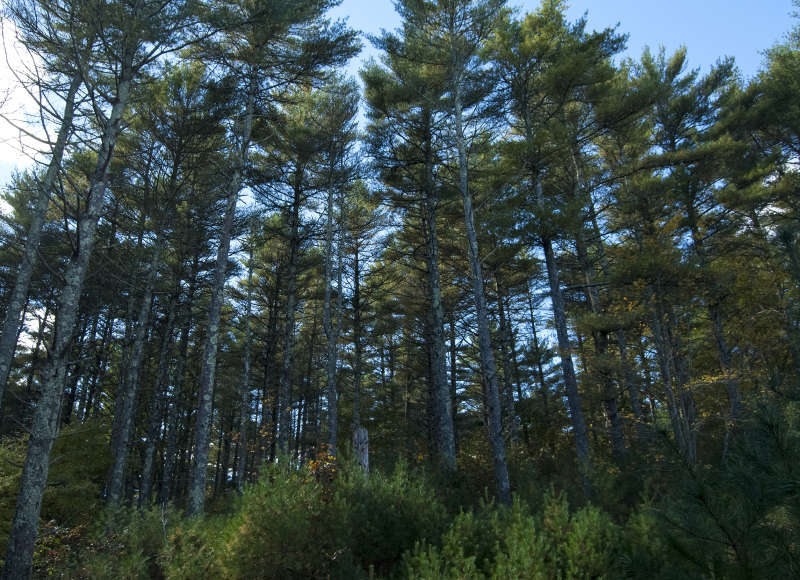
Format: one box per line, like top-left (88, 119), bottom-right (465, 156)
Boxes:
top-left (2, 65), bottom-right (133, 579)
top-left (0, 74), bottom-right (82, 415)
top-left (278, 178), bottom-right (303, 457)
top-left (108, 242), bottom-right (161, 505)
top-left (140, 296), bottom-right (176, 507)
top-left (353, 426), bottom-right (369, 473)
top-left (541, 231), bottom-right (592, 491)
top-left (453, 78), bottom-right (510, 506)
top-left (236, 246), bottom-right (254, 492)
top-left (187, 75), bottom-right (255, 516)
top-left (159, 255), bottom-right (198, 506)
top-left (495, 271), bottom-right (520, 445)
top-left (323, 175), bottom-right (342, 456)
top-left (449, 316), bottom-right (459, 453)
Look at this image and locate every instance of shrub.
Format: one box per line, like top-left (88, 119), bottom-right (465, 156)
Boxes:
top-left (337, 459), bottom-right (447, 576)
top-left (404, 491), bottom-right (623, 579)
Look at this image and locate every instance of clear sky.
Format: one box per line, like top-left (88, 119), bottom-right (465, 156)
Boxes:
top-left (1, 0), bottom-right (795, 189)
top-left (331, 0), bottom-right (795, 80)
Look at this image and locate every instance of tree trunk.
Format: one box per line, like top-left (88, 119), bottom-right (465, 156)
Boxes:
top-left (421, 107), bottom-right (457, 471)
top-left (453, 76), bottom-right (510, 506)
top-left (323, 171), bottom-right (342, 456)
top-left (352, 242), bottom-right (363, 431)
top-left (187, 75), bottom-right (255, 517)
top-left (108, 242), bottom-right (161, 505)
top-left (353, 426), bottom-right (369, 473)
top-left (235, 246), bottom-right (254, 492)
top-left (278, 177), bottom-right (303, 457)
top-left (0, 73), bottom-right (82, 416)
top-left (159, 256), bottom-right (199, 506)
top-left (541, 231), bottom-right (592, 490)
top-left (254, 269), bottom-right (281, 469)
top-left (495, 271), bottom-right (520, 445)
top-left (140, 295), bottom-right (176, 507)
top-left (2, 66), bottom-right (133, 579)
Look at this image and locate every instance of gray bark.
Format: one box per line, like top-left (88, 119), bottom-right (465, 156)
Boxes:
top-left (421, 108), bottom-right (456, 470)
top-left (235, 247), bottom-right (254, 492)
top-left (139, 295), bottom-right (176, 507)
top-left (533, 168), bottom-right (592, 491)
top-left (108, 241), bottom-right (161, 505)
top-left (541, 231), bottom-right (592, 487)
top-left (323, 172), bottom-right (343, 456)
top-left (278, 177), bottom-right (303, 457)
top-left (453, 75), bottom-right (510, 506)
top-left (2, 66), bottom-right (133, 580)
top-left (0, 73), bottom-right (81, 416)
top-left (353, 426), bottom-right (369, 473)
top-left (187, 76), bottom-right (255, 516)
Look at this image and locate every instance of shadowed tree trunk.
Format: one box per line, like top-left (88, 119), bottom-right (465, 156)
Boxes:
top-left (108, 241), bottom-right (162, 505)
top-left (453, 72), bottom-right (510, 506)
top-left (279, 176), bottom-right (303, 457)
top-left (0, 74), bottom-right (82, 417)
top-left (187, 76), bottom-right (255, 517)
top-left (2, 59), bottom-right (134, 578)
top-left (140, 295), bottom-right (176, 507)
top-left (236, 244), bottom-right (255, 492)
top-left (421, 106), bottom-right (456, 470)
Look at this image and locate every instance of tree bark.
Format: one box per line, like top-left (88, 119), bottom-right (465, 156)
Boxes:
top-left (235, 245), bottom-right (254, 492)
top-left (139, 295), bottom-right (176, 507)
top-left (2, 64), bottom-right (133, 579)
top-left (187, 75), bottom-right (255, 516)
top-left (0, 73), bottom-right (82, 416)
top-left (421, 107), bottom-right (457, 470)
top-left (108, 241), bottom-right (161, 505)
top-left (278, 175), bottom-right (303, 458)
top-left (453, 75), bottom-right (510, 506)
top-left (323, 167), bottom-right (343, 456)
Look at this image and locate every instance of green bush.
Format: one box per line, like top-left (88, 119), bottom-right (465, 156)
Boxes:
top-left (336, 460), bottom-right (447, 576)
top-left (201, 463), bottom-right (354, 579)
top-left (0, 419), bottom-right (111, 570)
top-left (404, 491), bottom-right (623, 579)
top-left (77, 505), bottom-right (176, 579)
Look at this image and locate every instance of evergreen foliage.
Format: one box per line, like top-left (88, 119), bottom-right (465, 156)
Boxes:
top-left (0, 0), bottom-right (798, 577)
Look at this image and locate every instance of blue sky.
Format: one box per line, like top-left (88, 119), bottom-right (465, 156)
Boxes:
top-left (331, 0), bottom-right (795, 81)
top-left (1, 0), bottom-right (794, 189)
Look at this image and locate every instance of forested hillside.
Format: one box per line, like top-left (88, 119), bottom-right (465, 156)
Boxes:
top-left (0, 0), bottom-right (798, 577)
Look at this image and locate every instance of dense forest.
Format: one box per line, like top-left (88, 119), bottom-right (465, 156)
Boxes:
top-left (0, 0), bottom-right (798, 577)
